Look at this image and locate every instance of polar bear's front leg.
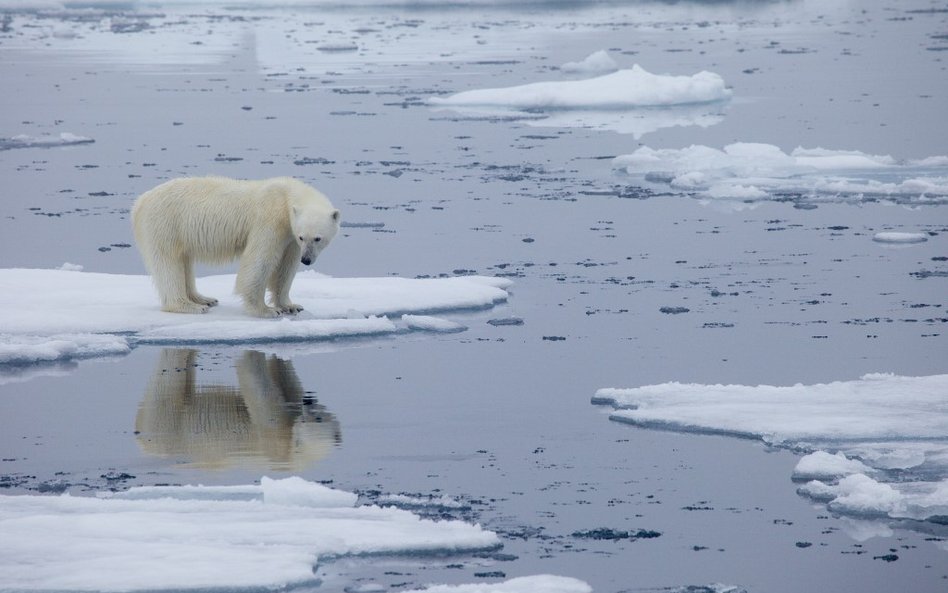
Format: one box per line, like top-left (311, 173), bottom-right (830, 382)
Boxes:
top-left (269, 243), bottom-right (304, 315)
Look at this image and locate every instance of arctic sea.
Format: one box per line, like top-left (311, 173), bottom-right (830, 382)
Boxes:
top-left (1, 1), bottom-right (946, 592)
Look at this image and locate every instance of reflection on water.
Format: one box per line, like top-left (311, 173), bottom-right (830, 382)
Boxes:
top-left (136, 349), bottom-right (340, 470)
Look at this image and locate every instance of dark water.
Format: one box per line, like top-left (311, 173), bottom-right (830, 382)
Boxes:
top-left (1, 1), bottom-right (947, 591)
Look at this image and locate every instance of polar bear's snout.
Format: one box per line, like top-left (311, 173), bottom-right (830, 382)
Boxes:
top-left (299, 236), bottom-right (323, 265)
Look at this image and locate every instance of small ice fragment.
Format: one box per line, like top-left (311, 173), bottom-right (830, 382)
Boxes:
top-left (401, 314), bottom-right (466, 333)
top-left (561, 50), bottom-right (618, 75)
top-left (58, 262), bottom-right (84, 272)
top-left (872, 232), bottom-right (928, 244)
top-left (793, 451), bottom-right (873, 480)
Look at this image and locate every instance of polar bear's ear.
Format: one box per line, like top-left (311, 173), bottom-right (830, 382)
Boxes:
top-left (331, 209), bottom-right (340, 222)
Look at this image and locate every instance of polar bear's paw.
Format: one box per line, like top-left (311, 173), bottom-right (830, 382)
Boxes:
top-left (276, 303), bottom-right (304, 315)
top-left (162, 300), bottom-right (210, 314)
top-left (191, 294), bottom-right (219, 307)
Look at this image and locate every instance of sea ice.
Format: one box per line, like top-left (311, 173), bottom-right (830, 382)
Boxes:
top-left (430, 65), bottom-right (729, 137)
top-left (430, 65), bottom-right (731, 110)
top-left (0, 477), bottom-right (500, 592)
top-left (0, 268), bottom-right (512, 363)
top-left (594, 373), bottom-right (948, 524)
top-left (613, 143), bottom-right (948, 204)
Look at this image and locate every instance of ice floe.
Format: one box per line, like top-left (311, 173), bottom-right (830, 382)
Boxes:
top-left (430, 65), bottom-right (730, 137)
top-left (0, 268), bottom-right (512, 364)
top-left (594, 373), bottom-right (948, 524)
top-left (0, 476), bottom-right (500, 592)
top-left (613, 143), bottom-right (948, 204)
top-left (431, 65), bottom-right (731, 110)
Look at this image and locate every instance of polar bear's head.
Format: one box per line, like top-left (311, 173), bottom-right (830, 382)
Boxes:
top-left (286, 182), bottom-right (341, 266)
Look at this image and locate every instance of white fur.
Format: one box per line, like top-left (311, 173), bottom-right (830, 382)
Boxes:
top-left (131, 176), bottom-right (339, 317)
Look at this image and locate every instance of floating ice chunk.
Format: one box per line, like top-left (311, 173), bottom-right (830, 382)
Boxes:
top-left (406, 575), bottom-right (593, 593)
top-left (0, 132), bottom-right (94, 151)
top-left (0, 477), bottom-right (500, 592)
top-left (793, 451), bottom-right (874, 480)
top-left (0, 269), bottom-right (511, 357)
top-left (430, 65), bottom-right (731, 110)
top-left (822, 474), bottom-right (905, 517)
top-left (614, 143), bottom-right (948, 204)
top-left (58, 262), bottom-right (84, 271)
top-left (560, 50), bottom-right (618, 75)
top-left (799, 474), bottom-right (948, 521)
top-left (872, 231), bottom-right (929, 244)
top-left (401, 314), bottom-right (466, 333)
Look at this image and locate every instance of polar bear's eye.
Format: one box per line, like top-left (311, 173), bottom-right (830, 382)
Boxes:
top-left (298, 236), bottom-right (304, 241)
top-left (314, 237), bottom-right (322, 243)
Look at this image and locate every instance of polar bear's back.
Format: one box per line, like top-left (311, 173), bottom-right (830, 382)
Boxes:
top-left (132, 176), bottom-right (285, 264)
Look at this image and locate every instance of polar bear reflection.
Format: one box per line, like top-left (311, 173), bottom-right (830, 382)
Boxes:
top-left (136, 349), bottom-right (340, 470)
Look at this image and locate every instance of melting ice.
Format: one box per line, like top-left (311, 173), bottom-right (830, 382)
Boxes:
top-left (594, 374), bottom-right (948, 524)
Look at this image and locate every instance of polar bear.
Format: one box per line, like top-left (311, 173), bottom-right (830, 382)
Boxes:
top-left (131, 176), bottom-right (339, 317)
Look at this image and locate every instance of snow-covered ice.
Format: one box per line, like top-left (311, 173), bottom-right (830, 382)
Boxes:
top-left (594, 374), bottom-right (948, 523)
top-left (430, 65), bottom-right (729, 137)
top-left (0, 268), bottom-right (511, 363)
top-left (0, 476), bottom-right (500, 592)
top-left (430, 65), bottom-right (730, 111)
top-left (613, 143), bottom-right (948, 204)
